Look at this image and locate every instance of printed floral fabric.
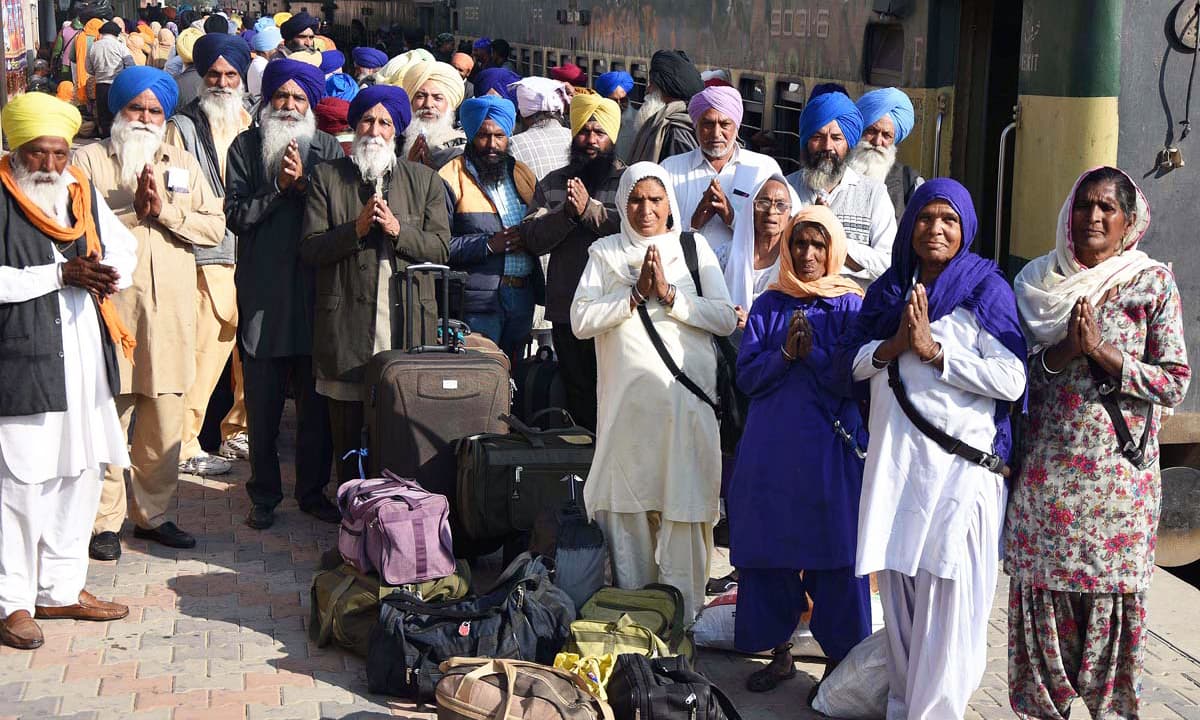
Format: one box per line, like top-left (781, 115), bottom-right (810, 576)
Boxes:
top-left (1004, 266), bottom-right (1190, 593)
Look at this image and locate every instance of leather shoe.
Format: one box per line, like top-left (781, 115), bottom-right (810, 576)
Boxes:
top-left (36, 590), bottom-right (128, 622)
top-left (133, 521), bottom-right (196, 549)
top-left (300, 497), bottom-right (341, 524)
top-left (89, 531), bottom-right (121, 561)
top-left (245, 505), bottom-right (275, 530)
top-left (0, 611), bottom-right (43, 649)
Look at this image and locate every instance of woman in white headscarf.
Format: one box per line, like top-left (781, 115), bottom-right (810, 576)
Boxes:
top-left (571, 162), bottom-right (738, 620)
top-left (724, 172), bottom-right (800, 327)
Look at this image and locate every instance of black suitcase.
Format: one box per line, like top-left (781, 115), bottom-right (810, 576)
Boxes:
top-left (455, 409), bottom-right (595, 541)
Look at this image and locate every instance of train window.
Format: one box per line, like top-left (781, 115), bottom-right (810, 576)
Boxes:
top-left (577, 56), bottom-right (590, 85)
top-left (561, 54), bottom-right (572, 70)
top-left (547, 54), bottom-right (558, 72)
top-left (592, 59), bottom-right (607, 81)
top-left (864, 22), bottom-right (905, 86)
top-left (532, 50), bottom-right (544, 76)
top-left (630, 62), bottom-right (648, 106)
top-left (737, 76), bottom-right (766, 146)
top-left (520, 48), bottom-right (531, 76)
top-left (773, 81), bottom-right (806, 173)
top-left (610, 60), bottom-right (625, 73)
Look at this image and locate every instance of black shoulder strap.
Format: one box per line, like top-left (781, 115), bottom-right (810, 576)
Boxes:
top-left (637, 303), bottom-right (718, 411)
top-left (1087, 359), bottom-right (1153, 468)
top-left (679, 231), bottom-right (702, 296)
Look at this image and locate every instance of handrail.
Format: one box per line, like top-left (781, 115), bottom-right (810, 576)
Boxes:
top-left (931, 95), bottom-right (947, 178)
top-left (995, 121), bottom-right (1017, 264)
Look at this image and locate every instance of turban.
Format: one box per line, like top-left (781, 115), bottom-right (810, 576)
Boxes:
top-left (202, 14), bottom-right (228, 35)
top-left (280, 12), bottom-right (318, 41)
top-left (798, 90), bottom-right (863, 148)
top-left (473, 67), bottom-right (521, 104)
top-left (253, 16), bottom-right (274, 32)
top-left (509, 76), bottom-right (569, 117)
top-left (595, 70), bottom-right (633, 99)
top-left (2, 92), bottom-right (82, 149)
top-left (569, 90), bottom-right (620, 140)
top-left (289, 49), bottom-right (323, 67)
top-left (163, 7), bottom-right (176, 21)
top-left (109, 66), bottom-right (178, 117)
top-left (193, 33), bottom-right (251, 77)
top-left (320, 49), bottom-right (345, 74)
top-left (459, 95), bottom-right (515, 139)
top-left (176, 27), bottom-right (202, 64)
top-left (700, 68), bottom-right (731, 84)
top-left (353, 46), bottom-right (386, 70)
top-left (856, 87), bottom-right (916, 145)
top-left (314, 96), bottom-right (350, 134)
top-left (138, 23), bottom-right (154, 41)
top-left (347, 84), bottom-right (411, 132)
top-left (272, 12), bottom-right (291, 27)
top-left (325, 71), bottom-right (359, 102)
top-left (472, 37), bottom-right (491, 50)
top-left (56, 80), bottom-right (75, 102)
top-left (549, 62), bottom-right (585, 86)
top-left (375, 49), bottom-right (433, 86)
top-left (687, 85), bottom-right (743, 126)
top-left (251, 26), bottom-right (281, 52)
top-left (809, 82), bottom-right (848, 101)
top-left (401, 60), bottom-right (466, 109)
top-left (241, 29), bottom-right (256, 45)
top-left (315, 35), bottom-right (336, 52)
top-left (649, 50), bottom-right (703, 101)
top-left (99, 21), bottom-right (120, 36)
top-left (260, 57), bottom-right (325, 107)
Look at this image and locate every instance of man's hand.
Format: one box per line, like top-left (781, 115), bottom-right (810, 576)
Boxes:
top-left (406, 134), bottom-right (431, 167)
top-left (374, 197), bottom-right (401, 238)
top-left (355, 197), bottom-right (377, 239)
top-left (277, 139), bottom-right (303, 191)
top-left (488, 226), bottom-right (519, 254)
top-left (691, 183), bottom-right (716, 230)
top-left (134, 165), bottom-right (162, 220)
top-left (62, 251), bottom-right (120, 298)
top-left (707, 178), bottom-right (734, 227)
top-left (566, 177), bottom-right (590, 218)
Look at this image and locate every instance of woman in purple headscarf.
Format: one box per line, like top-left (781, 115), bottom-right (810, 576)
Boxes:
top-left (839, 178), bottom-right (1027, 718)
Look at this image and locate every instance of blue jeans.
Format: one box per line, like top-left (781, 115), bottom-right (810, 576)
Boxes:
top-left (465, 283), bottom-right (535, 363)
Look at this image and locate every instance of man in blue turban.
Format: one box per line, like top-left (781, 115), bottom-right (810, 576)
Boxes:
top-left (280, 11), bottom-right (318, 53)
top-left (437, 94), bottom-right (540, 365)
top-left (320, 49), bottom-right (344, 76)
top-left (848, 87), bottom-right (923, 222)
top-left (595, 70), bottom-right (638, 160)
top-left (192, 32), bottom-right (251, 80)
top-left (472, 67), bottom-right (521, 104)
top-left (260, 57), bottom-right (325, 110)
top-left (784, 88), bottom-right (897, 289)
top-left (352, 46), bottom-right (386, 81)
top-left (471, 36), bottom-right (492, 71)
top-left (325, 72), bottom-right (358, 102)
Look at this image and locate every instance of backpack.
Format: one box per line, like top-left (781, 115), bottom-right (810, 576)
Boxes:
top-left (606, 654), bottom-right (743, 720)
top-left (436, 658), bottom-right (615, 720)
top-left (531, 498), bottom-right (607, 611)
top-left (579, 585), bottom-right (693, 659)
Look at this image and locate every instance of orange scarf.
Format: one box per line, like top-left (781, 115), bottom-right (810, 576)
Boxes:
top-left (73, 20), bottom-right (102, 104)
top-left (0, 156), bottom-right (136, 360)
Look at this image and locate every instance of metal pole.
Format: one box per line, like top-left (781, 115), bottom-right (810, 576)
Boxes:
top-left (995, 121), bottom-right (1017, 264)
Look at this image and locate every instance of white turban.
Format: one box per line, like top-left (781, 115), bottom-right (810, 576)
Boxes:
top-left (508, 76), bottom-right (570, 117)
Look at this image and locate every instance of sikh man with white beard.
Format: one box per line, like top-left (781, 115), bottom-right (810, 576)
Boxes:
top-left (300, 85), bottom-right (451, 485)
top-left (165, 33), bottom-right (255, 479)
top-left (73, 66), bottom-right (225, 561)
top-left (0, 93), bottom-right (135, 650)
top-left (399, 60), bottom-right (468, 169)
top-left (225, 58), bottom-right (343, 531)
top-left (848, 87), bottom-right (924, 223)
top-left (627, 50), bottom-right (704, 164)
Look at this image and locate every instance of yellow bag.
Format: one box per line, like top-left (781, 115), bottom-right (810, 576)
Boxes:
top-left (553, 652), bottom-right (615, 701)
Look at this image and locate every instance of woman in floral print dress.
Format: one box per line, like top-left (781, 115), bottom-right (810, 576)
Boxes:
top-left (1006, 166), bottom-right (1191, 719)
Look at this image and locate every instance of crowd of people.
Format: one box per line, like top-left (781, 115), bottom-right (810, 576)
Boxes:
top-left (0, 8), bottom-right (1191, 720)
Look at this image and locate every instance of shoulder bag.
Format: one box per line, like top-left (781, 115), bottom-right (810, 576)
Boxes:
top-left (1086, 358), bottom-right (1153, 469)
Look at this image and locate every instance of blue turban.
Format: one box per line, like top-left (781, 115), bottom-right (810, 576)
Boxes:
top-left (260, 57), bottom-right (325, 108)
top-left (109, 66), bottom-right (179, 117)
top-left (798, 90), bottom-right (863, 148)
top-left (347, 84), bottom-right (411, 132)
top-left (320, 49), bottom-right (345, 74)
top-left (595, 71), bottom-right (634, 99)
top-left (808, 82), bottom-right (848, 101)
top-left (253, 16), bottom-right (274, 32)
top-left (472, 36), bottom-right (491, 50)
top-left (241, 29), bottom-right (256, 45)
top-left (459, 95), bottom-right (516, 139)
top-left (251, 26), bottom-right (281, 52)
top-left (280, 11), bottom-right (318, 41)
top-left (473, 67), bottom-right (521, 104)
top-left (352, 46), bottom-right (386, 70)
top-left (856, 87), bottom-right (916, 145)
top-left (326, 71), bottom-right (359, 102)
top-left (192, 33), bottom-right (251, 77)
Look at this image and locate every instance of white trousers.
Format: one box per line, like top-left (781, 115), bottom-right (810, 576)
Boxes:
top-left (0, 465), bottom-right (104, 618)
top-left (594, 510), bottom-right (713, 622)
top-left (878, 479), bottom-right (1003, 720)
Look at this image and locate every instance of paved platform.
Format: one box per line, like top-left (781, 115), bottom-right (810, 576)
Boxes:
top-left (3, 416), bottom-right (1200, 719)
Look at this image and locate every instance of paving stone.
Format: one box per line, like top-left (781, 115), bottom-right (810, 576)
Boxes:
top-left (57, 692), bottom-right (136, 716)
top-left (13, 697), bottom-right (61, 719)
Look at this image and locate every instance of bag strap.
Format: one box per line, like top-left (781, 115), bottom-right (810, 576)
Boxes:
top-left (680, 231), bottom-right (703, 297)
top-left (445, 658), bottom-right (614, 720)
top-left (637, 304), bottom-right (719, 411)
top-left (1087, 359), bottom-right (1153, 468)
top-left (643, 583), bottom-right (687, 652)
top-left (886, 362), bottom-right (1010, 477)
top-left (654, 666), bottom-right (744, 720)
top-left (314, 574), bottom-right (356, 647)
top-left (795, 357), bottom-right (867, 459)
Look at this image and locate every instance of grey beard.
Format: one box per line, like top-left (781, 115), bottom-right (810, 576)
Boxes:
top-left (260, 109), bottom-right (316, 178)
top-left (11, 158), bottom-right (70, 221)
top-left (111, 114), bottom-right (166, 187)
top-left (802, 152), bottom-right (846, 193)
top-left (350, 135), bottom-right (396, 187)
top-left (634, 88), bottom-right (666, 134)
top-left (200, 85), bottom-right (246, 137)
top-left (403, 111), bottom-right (459, 149)
top-left (846, 139), bottom-right (897, 182)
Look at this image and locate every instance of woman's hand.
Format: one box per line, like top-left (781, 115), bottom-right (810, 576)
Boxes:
top-left (649, 246), bottom-right (671, 302)
top-left (907, 284), bottom-right (941, 362)
top-left (635, 246), bottom-right (656, 301)
top-left (784, 310), bottom-right (813, 360)
top-left (1076, 298), bottom-right (1103, 356)
top-left (735, 305), bottom-right (748, 329)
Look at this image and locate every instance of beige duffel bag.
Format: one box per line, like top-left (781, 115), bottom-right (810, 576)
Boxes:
top-left (435, 658), bottom-right (613, 720)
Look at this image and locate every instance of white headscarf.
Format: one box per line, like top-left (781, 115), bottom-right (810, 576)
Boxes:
top-left (589, 161), bottom-right (687, 284)
top-left (1015, 166), bottom-right (1161, 351)
top-left (509, 76), bottom-right (570, 117)
top-left (723, 172), bottom-right (800, 310)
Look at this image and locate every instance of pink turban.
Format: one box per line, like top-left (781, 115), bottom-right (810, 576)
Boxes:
top-left (687, 85), bottom-right (743, 127)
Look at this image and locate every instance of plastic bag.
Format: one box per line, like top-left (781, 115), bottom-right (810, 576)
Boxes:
top-left (553, 651), bottom-right (615, 701)
top-left (811, 629), bottom-right (889, 719)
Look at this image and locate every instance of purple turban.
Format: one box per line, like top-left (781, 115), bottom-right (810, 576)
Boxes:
top-left (352, 46), bottom-right (386, 70)
top-left (472, 37), bottom-right (491, 50)
top-left (687, 85), bottom-right (743, 126)
top-left (279, 11), bottom-right (318, 41)
top-left (192, 33), bottom-right (251, 77)
top-left (473, 67), bottom-right (521, 104)
top-left (320, 49), bottom-right (345, 74)
top-left (260, 57), bottom-right (325, 108)
top-left (798, 90), bottom-right (864, 148)
top-left (347, 84), bottom-right (412, 132)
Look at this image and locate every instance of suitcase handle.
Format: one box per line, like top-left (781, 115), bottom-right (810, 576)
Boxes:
top-left (527, 407), bottom-right (577, 430)
top-left (401, 263), bottom-right (466, 354)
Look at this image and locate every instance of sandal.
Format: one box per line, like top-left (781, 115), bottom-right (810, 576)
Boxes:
top-left (705, 570), bottom-right (739, 596)
top-left (746, 644), bottom-right (795, 692)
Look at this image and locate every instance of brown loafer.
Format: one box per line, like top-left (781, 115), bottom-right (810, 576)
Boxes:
top-left (0, 610), bottom-right (44, 649)
top-left (35, 590), bottom-right (128, 622)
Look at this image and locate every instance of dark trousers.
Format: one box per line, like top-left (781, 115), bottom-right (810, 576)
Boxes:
top-left (734, 566), bottom-right (872, 662)
top-left (95, 83), bottom-right (114, 138)
top-left (327, 398), bottom-right (365, 486)
top-left (551, 322), bottom-right (597, 432)
top-left (242, 353), bottom-right (333, 510)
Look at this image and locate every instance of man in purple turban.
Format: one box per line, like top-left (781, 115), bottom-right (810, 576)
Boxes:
top-left (280, 11), bottom-right (318, 53)
top-left (352, 46), bottom-right (386, 81)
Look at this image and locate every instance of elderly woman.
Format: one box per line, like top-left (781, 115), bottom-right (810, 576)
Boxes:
top-left (724, 173), bottom-right (801, 327)
top-left (1005, 167), bottom-right (1190, 720)
top-left (571, 162), bottom-right (738, 620)
top-left (728, 206), bottom-right (869, 693)
top-left (843, 178), bottom-right (1027, 718)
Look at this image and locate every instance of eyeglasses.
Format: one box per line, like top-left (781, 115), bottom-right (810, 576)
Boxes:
top-left (753, 199), bottom-right (792, 214)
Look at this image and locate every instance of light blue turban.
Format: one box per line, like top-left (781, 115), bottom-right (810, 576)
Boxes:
top-left (798, 90), bottom-right (863, 148)
top-left (253, 16), bottom-right (274, 32)
top-left (109, 66), bottom-right (179, 117)
top-left (595, 71), bottom-right (634, 99)
top-left (459, 95), bottom-right (516, 139)
top-left (251, 26), bottom-right (281, 52)
top-left (856, 87), bottom-right (915, 145)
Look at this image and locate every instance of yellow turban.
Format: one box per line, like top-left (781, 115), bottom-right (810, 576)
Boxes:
top-left (176, 27), bottom-right (202, 64)
top-left (230, 14), bottom-right (242, 30)
top-left (289, 49), bottom-right (323, 67)
top-left (570, 89), bottom-right (621, 141)
top-left (401, 60), bottom-right (465, 109)
top-left (376, 49), bottom-right (434, 86)
top-left (273, 12), bottom-right (292, 27)
top-left (2, 93), bottom-right (82, 150)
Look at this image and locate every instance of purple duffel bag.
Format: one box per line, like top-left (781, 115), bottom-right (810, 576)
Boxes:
top-left (336, 470), bottom-right (456, 585)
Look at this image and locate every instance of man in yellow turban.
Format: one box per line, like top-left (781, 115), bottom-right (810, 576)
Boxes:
top-left (400, 60), bottom-right (467, 168)
top-left (516, 90), bottom-right (626, 431)
top-left (0, 93), bottom-right (137, 650)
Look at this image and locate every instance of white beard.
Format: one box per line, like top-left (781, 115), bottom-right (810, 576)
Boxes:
top-left (634, 88), bottom-right (667, 134)
top-left (111, 114), bottom-right (167, 187)
top-left (846, 139), bottom-right (897, 181)
top-left (200, 84), bottom-right (247, 137)
top-left (403, 109), bottom-right (459, 149)
top-left (801, 153), bottom-right (846, 194)
top-left (260, 108), bottom-right (316, 178)
top-left (350, 134), bottom-right (396, 188)
top-left (11, 158), bottom-right (70, 221)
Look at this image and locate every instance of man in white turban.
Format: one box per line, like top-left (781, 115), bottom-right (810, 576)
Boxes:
top-left (400, 59), bottom-right (467, 169)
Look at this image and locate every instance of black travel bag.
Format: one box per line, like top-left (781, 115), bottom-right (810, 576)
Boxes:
top-left (513, 345), bottom-right (569, 426)
top-left (606, 654), bottom-right (743, 720)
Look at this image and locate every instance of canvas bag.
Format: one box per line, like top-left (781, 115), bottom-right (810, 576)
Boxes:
top-left (564, 614), bottom-right (672, 659)
top-left (579, 585), bottom-right (693, 658)
top-left (436, 657), bottom-right (614, 720)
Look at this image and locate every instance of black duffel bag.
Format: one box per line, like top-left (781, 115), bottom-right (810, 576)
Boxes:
top-left (456, 409), bottom-right (594, 541)
top-left (366, 553), bottom-right (576, 702)
top-left (607, 654), bottom-right (743, 720)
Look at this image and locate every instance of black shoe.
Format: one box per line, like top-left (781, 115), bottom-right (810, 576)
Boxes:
top-left (89, 531), bottom-right (122, 561)
top-left (299, 497), bottom-right (341, 524)
top-left (245, 505), bottom-right (275, 530)
top-left (133, 521), bottom-right (196, 549)
top-left (713, 517), bottom-right (730, 547)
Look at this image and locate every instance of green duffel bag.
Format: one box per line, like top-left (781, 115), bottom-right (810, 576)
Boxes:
top-left (563, 613), bottom-right (671, 659)
top-left (309, 561), bottom-right (471, 657)
top-left (578, 584), bottom-right (693, 659)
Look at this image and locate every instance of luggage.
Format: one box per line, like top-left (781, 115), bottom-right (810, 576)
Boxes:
top-left (514, 345), bottom-right (568, 426)
top-left (531, 497), bottom-right (607, 611)
top-left (336, 470), bottom-right (455, 585)
top-left (456, 410), bottom-right (594, 541)
top-left (606, 654), bottom-right (743, 720)
top-left (564, 614), bottom-right (671, 659)
top-left (811, 630), bottom-right (889, 719)
top-left (579, 585), bottom-right (693, 658)
top-left (367, 553), bottom-right (576, 701)
top-left (436, 657), bottom-right (614, 720)
top-left (309, 561), bottom-right (471, 657)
